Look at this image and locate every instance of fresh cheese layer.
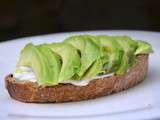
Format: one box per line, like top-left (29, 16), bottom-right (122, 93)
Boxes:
top-left (13, 66), bottom-right (37, 82)
top-left (13, 66), bottom-right (114, 86)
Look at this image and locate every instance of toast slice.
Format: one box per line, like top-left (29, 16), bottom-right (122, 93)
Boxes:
top-left (5, 54), bottom-right (148, 103)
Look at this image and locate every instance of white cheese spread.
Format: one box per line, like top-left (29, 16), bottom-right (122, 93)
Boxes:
top-left (13, 66), bottom-right (114, 86)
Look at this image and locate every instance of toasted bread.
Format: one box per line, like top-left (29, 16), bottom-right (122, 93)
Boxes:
top-left (5, 55), bottom-right (148, 103)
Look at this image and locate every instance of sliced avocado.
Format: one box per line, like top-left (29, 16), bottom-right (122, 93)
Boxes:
top-left (114, 36), bottom-right (137, 65)
top-left (97, 36), bottom-right (124, 73)
top-left (65, 35), bottom-right (84, 52)
top-left (37, 44), bottom-right (61, 85)
top-left (17, 43), bottom-right (59, 86)
top-left (135, 40), bottom-right (153, 55)
top-left (114, 36), bottom-right (137, 56)
top-left (48, 43), bottom-right (81, 81)
top-left (65, 35), bottom-right (101, 77)
top-left (16, 35), bottom-right (153, 86)
top-left (81, 58), bottom-right (103, 80)
top-left (116, 53), bottom-right (129, 75)
top-left (84, 35), bottom-right (107, 57)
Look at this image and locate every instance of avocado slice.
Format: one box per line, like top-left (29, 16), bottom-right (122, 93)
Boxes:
top-left (82, 58), bottom-right (103, 80)
top-left (65, 35), bottom-right (101, 77)
top-left (17, 43), bottom-right (60, 86)
top-left (85, 35), bottom-right (107, 57)
top-left (114, 36), bottom-right (137, 56)
top-left (83, 35), bottom-right (109, 78)
top-left (48, 43), bottom-right (81, 81)
top-left (37, 44), bottom-right (61, 85)
top-left (135, 40), bottom-right (153, 55)
top-left (97, 36), bottom-right (124, 73)
top-left (113, 36), bottom-right (138, 65)
top-left (116, 53), bottom-right (129, 74)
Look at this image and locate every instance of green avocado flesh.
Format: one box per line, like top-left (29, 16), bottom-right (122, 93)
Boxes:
top-left (97, 36), bottom-right (125, 74)
top-left (48, 43), bottom-right (81, 82)
top-left (36, 44), bottom-right (61, 85)
top-left (135, 40), bottom-right (153, 55)
top-left (16, 35), bottom-right (153, 86)
top-left (64, 35), bottom-right (102, 78)
top-left (17, 43), bottom-right (60, 86)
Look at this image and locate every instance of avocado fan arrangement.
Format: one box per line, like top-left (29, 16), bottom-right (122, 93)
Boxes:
top-left (13, 35), bottom-right (153, 86)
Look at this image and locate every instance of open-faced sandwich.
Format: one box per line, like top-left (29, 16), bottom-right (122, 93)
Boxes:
top-left (5, 35), bottom-right (153, 103)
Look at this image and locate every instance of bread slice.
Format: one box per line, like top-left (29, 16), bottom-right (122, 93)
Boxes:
top-left (5, 54), bottom-right (148, 103)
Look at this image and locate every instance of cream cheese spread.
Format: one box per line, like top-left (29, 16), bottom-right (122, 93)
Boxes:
top-left (13, 66), bottom-right (114, 86)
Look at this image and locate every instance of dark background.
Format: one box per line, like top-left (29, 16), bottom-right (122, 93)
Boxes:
top-left (0, 0), bottom-right (160, 42)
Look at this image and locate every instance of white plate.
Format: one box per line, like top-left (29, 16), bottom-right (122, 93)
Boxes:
top-left (0, 30), bottom-right (160, 120)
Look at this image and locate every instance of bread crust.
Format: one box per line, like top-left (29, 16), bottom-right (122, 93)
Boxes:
top-left (5, 55), bottom-right (148, 103)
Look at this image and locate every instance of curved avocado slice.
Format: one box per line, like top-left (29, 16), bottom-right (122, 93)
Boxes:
top-left (79, 35), bottom-right (106, 57)
top-left (97, 36), bottom-right (124, 73)
top-left (17, 43), bottom-right (60, 86)
top-left (37, 44), bottom-right (61, 85)
top-left (82, 58), bottom-right (103, 80)
top-left (114, 36), bottom-right (137, 56)
top-left (116, 53), bottom-right (129, 74)
top-left (113, 36), bottom-right (138, 66)
top-left (135, 40), bottom-right (153, 55)
top-left (48, 43), bottom-right (81, 81)
top-left (65, 35), bottom-right (101, 77)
